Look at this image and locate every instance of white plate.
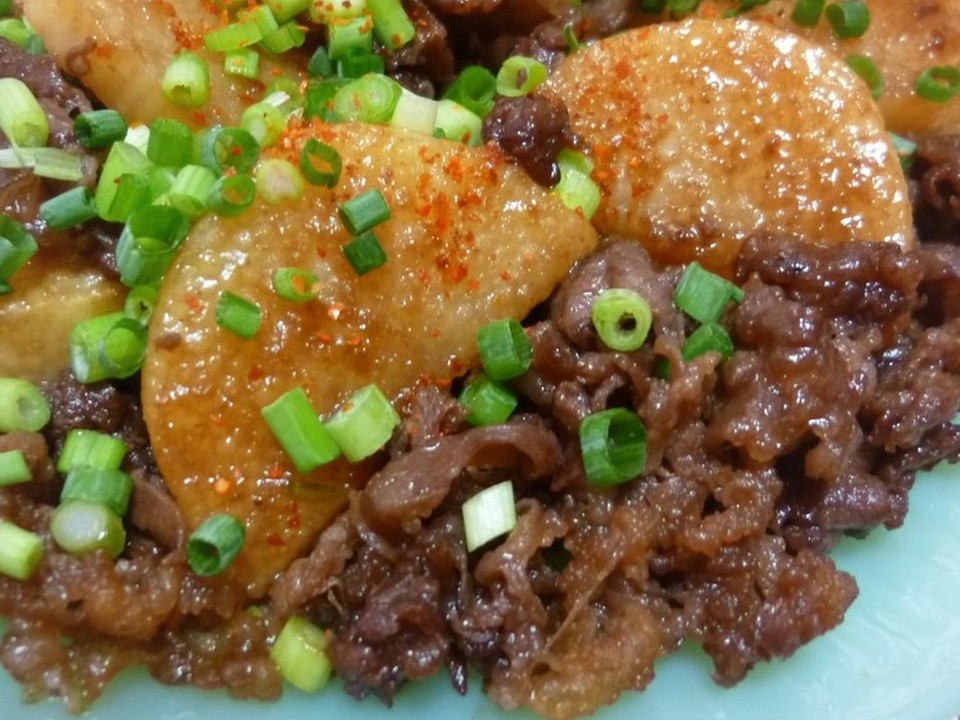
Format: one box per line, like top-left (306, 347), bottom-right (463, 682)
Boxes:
top-left (3, 461), bottom-right (960, 720)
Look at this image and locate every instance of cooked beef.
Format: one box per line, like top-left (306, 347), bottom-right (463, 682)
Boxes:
top-left (482, 94), bottom-right (578, 185)
top-left (911, 135), bottom-right (960, 241)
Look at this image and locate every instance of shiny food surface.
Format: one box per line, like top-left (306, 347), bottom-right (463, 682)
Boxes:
top-left (0, 247), bottom-right (124, 380)
top-left (685, 0), bottom-right (960, 136)
top-left (548, 19), bottom-right (914, 276)
top-left (21, 0), bottom-right (303, 127)
top-left (142, 122), bottom-right (598, 594)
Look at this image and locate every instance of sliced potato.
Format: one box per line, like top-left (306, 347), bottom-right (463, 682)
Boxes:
top-left (22, 0), bottom-right (304, 127)
top-left (679, 0), bottom-right (960, 135)
top-left (0, 249), bottom-right (124, 381)
top-left (547, 19), bottom-right (914, 276)
top-left (142, 123), bottom-right (598, 595)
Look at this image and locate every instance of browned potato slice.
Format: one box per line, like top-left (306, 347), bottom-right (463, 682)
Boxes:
top-left (22, 0), bottom-right (304, 127)
top-left (547, 19), bottom-right (914, 276)
top-left (0, 249), bottom-right (124, 381)
top-left (680, 0), bottom-right (960, 135)
top-left (142, 123), bottom-right (598, 595)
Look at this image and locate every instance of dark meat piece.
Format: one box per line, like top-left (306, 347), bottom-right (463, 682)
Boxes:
top-left (911, 134), bottom-right (960, 241)
top-left (39, 373), bottom-right (156, 475)
top-left (482, 94), bottom-right (577, 186)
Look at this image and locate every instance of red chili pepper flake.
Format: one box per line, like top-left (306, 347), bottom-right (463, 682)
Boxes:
top-left (267, 462), bottom-right (285, 479)
top-left (467, 278), bottom-right (480, 292)
top-left (213, 477), bottom-right (232, 496)
top-left (185, 294), bottom-right (204, 313)
top-left (500, 270), bottom-right (513, 281)
top-left (247, 364), bottom-right (265, 381)
top-left (266, 533), bottom-right (286, 547)
top-left (315, 332), bottom-right (332, 345)
top-left (346, 333), bottom-right (363, 347)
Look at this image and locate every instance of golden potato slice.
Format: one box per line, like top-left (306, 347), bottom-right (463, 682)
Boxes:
top-left (547, 18), bottom-right (914, 276)
top-left (142, 122), bottom-right (598, 595)
top-left (22, 0), bottom-right (304, 127)
top-left (0, 249), bottom-right (124, 381)
top-left (680, 0), bottom-right (960, 135)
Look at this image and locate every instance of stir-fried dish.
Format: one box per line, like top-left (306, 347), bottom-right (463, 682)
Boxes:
top-left (0, 1), bottom-right (958, 717)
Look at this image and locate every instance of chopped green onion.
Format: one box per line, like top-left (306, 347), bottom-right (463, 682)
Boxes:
top-left (327, 16), bottom-right (373, 61)
top-left (272, 267), bottom-right (320, 301)
top-left (477, 318), bottom-right (532, 381)
top-left (241, 102), bottom-right (287, 147)
top-left (69, 313), bottom-right (148, 382)
top-left (591, 288), bottom-right (652, 352)
top-left (666, 0), bottom-right (701, 15)
top-left (337, 52), bottom-right (385, 79)
top-left (124, 283), bottom-right (160, 324)
top-left (60, 466), bottom-right (134, 517)
top-left (39, 186), bottom-right (96, 230)
top-left (56, 429), bottom-right (126, 474)
top-left (824, 1), bottom-right (870, 38)
top-left (187, 514), bottom-right (246, 576)
top-left (150, 165), bottom-right (177, 201)
top-left (167, 164), bottom-right (218, 218)
top-left (267, 0), bottom-right (311, 22)
top-left (579, 408), bottom-right (647, 487)
top-left (681, 322), bottom-right (734, 360)
top-left (915, 66), bottom-right (960, 103)
top-left (310, 0), bottom-right (368, 22)
top-left (307, 46), bottom-right (334, 78)
top-left (261, 387), bottom-right (341, 472)
top-left (0, 449), bottom-right (31, 487)
top-left (889, 132), bottom-right (917, 171)
top-left (93, 141), bottom-right (152, 222)
top-left (270, 616), bottom-right (333, 693)
top-left (304, 79), bottom-right (348, 122)
top-left (673, 262), bottom-right (745, 324)
top-left (240, 3), bottom-right (280, 36)
top-left (0, 520), bottom-right (43, 580)
top-left (790, 0), bottom-right (824, 25)
top-left (261, 21), bottom-right (306, 54)
top-left (256, 157), bottom-right (305, 204)
top-left (203, 18), bottom-right (264, 52)
top-left (367, 0), bottom-right (415, 49)
top-left (563, 23), bottom-right (580, 53)
top-left (553, 153), bottom-right (601, 220)
top-left (443, 66), bottom-right (497, 119)
top-left (147, 117), bottom-right (194, 168)
top-left (299, 138), bottom-right (342, 187)
top-left (324, 384), bottom-right (400, 462)
top-left (123, 123), bottom-right (151, 155)
top-left (28, 147), bottom-right (83, 182)
top-left (115, 205), bottom-right (191, 286)
top-left (389, 88), bottom-right (439, 136)
top-left (217, 291), bottom-right (262, 339)
top-left (0, 18), bottom-right (32, 48)
top-left (845, 55), bottom-right (884, 100)
top-left (458, 375), bottom-right (517, 426)
top-left (0, 378), bottom-right (49, 433)
top-left (0, 213), bottom-right (38, 286)
top-left (495, 56), bottom-right (548, 98)
top-left (639, 0), bottom-right (666, 10)
top-left (462, 480), bottom-right (516, 552)
top-left (0, 77), bottom-right (48, 147)
top-left (342, 231), bottom-right (387, 275)
top-left (224, 47), bottom-right (260, 79)
top-left (333, 74), bottom-right (402, 124)
top-left (106, 172), bottom-right (151, 223)
top-left (434, 99), bottom-right (483, 146)
top-left (73, 109), bottom-right (127, 149)
top-left (198, 126), bottom-right (260, 174)
top-left (208, 173), bottom-right (257, 217)
top-left (51, 500), bottom-right (126, 557)
top-left (339, 189), bottom-right (391, 234)
top-left (161, 51), bottom-right (211, 109)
